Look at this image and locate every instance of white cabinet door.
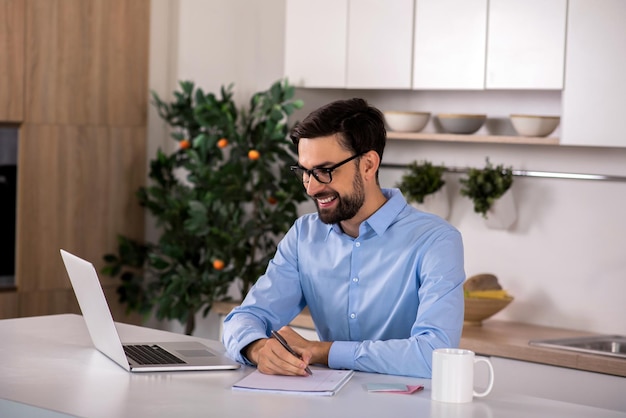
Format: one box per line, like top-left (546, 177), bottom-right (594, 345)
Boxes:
top-left (475, 357), bottom-right (626, 412)
top-left (284, 0), bottom-right (348, 88)
top-left (347, 0), bottom-right (414, 89)
top-left (413, 0), bottom-right (487, 90)
top-left (562, 0), bottom-right (626, 147)
top-left (486, 0), bottom-right (567, 89)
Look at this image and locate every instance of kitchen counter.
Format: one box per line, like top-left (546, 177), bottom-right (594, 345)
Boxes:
top-left (214, 302), bottom-right (626, 377)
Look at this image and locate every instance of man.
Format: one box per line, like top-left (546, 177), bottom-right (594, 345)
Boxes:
top-left (223, 98), bottom-right (465, 378)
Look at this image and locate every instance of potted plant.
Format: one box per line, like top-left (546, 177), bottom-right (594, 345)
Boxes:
top-left (396, 160), bottom-right (449, 219)
top-left (102, 79), bottom-right (308, 335)
top-left (459, 158), bottom-right (516, 229)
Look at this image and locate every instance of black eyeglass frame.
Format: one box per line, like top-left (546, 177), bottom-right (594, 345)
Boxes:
top-left (290, 152), bottom-right (366, 185)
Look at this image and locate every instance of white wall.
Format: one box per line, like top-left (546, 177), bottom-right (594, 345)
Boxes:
top-left (148, 0), bottom-right (626, 338)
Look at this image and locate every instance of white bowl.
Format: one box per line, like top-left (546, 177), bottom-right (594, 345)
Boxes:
top-left (384, 111), bottom-right (430, 132)
top-left (437, 113), bottom-right (486, 134)
top-left (510, 114), bottom-right (560, 137)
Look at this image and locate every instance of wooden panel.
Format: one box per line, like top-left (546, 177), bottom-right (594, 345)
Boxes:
top-left (18, 285), bottom-right (142, 324)
top-left (0, 291), bottom-right (19, 319)
top-left (0, 0), bottom-right (25, 121)
top-left (24, 0), bottom-right (150, 125)
top-left (16, 124), bottom-right (145, 291)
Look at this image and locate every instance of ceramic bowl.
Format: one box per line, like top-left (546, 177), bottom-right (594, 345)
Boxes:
top-left (384, 111), bottom-right (431, 132)
top-left (464, 296), bottom-right (513, 326)
top-left (510, 114), bottom-right (560, 137)
top-left (437, 113), bottom-right (486, 134)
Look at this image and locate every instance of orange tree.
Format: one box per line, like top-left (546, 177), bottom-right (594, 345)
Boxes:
top-left (102, 79), bottom-right (307, 335)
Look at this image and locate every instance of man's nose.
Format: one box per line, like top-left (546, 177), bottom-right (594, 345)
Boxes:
top-left (305, 176), bottom-right (325, 196)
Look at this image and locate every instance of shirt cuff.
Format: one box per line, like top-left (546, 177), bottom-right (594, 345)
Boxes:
top-left (328, 341), bottom-right (359, 370)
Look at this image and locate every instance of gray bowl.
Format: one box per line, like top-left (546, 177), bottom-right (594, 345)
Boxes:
top-left (437, 114), bottom-right (486, 134)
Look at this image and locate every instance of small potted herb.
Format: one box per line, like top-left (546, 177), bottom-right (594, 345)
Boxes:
top-left (396, 160), bottom-right (449, 219)
top-left (460, 158), bottom-right (516, 228)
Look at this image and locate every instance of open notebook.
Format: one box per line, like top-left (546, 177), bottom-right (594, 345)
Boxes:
top-left (232, 367), bottom-right (354, 396)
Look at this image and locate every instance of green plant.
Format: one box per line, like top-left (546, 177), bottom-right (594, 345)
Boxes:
top-left (102, 79), bottom-right (307, 335)
top-left (396, 160), bottom-right (446, 204)
top-left (459, 158), bottom-right (513, 218)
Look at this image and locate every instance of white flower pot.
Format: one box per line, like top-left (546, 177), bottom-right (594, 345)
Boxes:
top-left (484, 188), bottom-right (517, 230)
top-left (410, 184), bottom-right (450, 220)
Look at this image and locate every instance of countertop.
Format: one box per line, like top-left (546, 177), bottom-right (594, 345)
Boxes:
top-left (2, 314), bottom-right (625, 418)
top-left (214, 301), bottom-right (626, 377)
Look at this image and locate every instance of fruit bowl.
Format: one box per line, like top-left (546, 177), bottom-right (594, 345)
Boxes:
top-left (464, 295), bottom-right (513, 326)
top-left (383, 111), bottom-right (431, 132)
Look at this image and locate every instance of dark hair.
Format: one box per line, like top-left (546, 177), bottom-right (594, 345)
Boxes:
top-left (290, 98), bottom-right (386, 162)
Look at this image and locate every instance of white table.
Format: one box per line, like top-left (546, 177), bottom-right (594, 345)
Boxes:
top-left (1, 314), bottom-right (624, 418)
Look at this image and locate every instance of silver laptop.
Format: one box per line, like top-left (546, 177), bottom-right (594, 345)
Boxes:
top-left (60, 249), bottom-right (240, 372)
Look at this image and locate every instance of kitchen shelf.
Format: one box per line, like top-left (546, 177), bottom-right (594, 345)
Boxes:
top-left (387, 131), bottom-right (559, 145)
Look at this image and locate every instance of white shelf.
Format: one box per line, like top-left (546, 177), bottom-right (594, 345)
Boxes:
top-left (387, 131), bottom-right (559, 145)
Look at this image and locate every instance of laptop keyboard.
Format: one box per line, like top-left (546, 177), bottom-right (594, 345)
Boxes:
top-left (124, 344), bottom-right (186, 365)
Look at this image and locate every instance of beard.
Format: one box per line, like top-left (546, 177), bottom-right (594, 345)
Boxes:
top-left (315, 171), bottom-right (365, 224)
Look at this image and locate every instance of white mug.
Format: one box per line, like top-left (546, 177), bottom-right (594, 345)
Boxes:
top-left (431, 348), bottom-right (494, 403)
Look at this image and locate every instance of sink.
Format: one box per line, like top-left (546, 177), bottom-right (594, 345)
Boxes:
top-left (529, 335), bottom-right (626, 359)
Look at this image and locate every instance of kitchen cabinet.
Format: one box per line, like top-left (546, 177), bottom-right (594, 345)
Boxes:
top-left (475, 357), bottom-right (626, 411)
top-left (284, 0), bottom-right (413, 89)
top-left (413, 0), bottom-right (487, 90)
top-left (486, 0), bottom-right (567, 89)
top-left (561, 0), bottom-right (626, 147)
top-left (346, 0), bottom-right (413, 89)
top-left (413, 0), bottom-right (566, 90)
top-left (284, 0), bottom-right (347, 88)
top-left (0, 0), bottom-right (24, 121)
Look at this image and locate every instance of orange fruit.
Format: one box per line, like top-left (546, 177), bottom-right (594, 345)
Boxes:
top-left (217, 138), bottom-right (228, 148)
top-left (179, 139), bottom-right (191, 149)
top-left (267, 196), bottom-right (278, 205)
top-left (248, 149), bottom-right (260, 160)
top-left (213, 259), bottom-right (225, 270)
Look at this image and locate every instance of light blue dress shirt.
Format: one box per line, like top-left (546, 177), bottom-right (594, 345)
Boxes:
top-left (222, 188), bottom-right (465, 378)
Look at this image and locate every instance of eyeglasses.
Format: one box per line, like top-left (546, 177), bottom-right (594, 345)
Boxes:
top-left (290, 152), bottom-right (365, 185)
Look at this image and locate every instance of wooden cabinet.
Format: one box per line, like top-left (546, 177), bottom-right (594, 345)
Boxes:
top-left (0, 0), bottom-right (24, 121)
top-left (486, 0), bottom-right (567, 89)
top-left (7, 0), bottom-right (150, 321)
top-left (561, 0), bottom-right (626, 147)
top-left (413, 0), bottom-right (487, 90)
top-left (284, 0), bottom-right (413, 89)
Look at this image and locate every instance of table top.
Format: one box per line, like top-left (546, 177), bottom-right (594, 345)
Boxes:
top-left (1, 314), bottom-right (625, 418)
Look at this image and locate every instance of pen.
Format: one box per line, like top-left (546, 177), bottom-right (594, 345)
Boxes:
top-left (271, 330), bottom-right (313, 375)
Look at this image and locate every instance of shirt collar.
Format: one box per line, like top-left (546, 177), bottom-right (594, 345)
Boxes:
top-left (326, 188), bottom-right (407, 238)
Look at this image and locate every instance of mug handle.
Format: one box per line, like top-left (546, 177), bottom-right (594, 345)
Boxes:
top-left (473, 356), bottom-right (495, 398)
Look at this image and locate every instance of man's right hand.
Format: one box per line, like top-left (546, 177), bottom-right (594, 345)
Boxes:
top-left (244, 336), bottom-right (312, 376)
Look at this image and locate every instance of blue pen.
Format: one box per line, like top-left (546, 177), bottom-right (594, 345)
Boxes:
top-left (271, 330), bottom-right (313, 375)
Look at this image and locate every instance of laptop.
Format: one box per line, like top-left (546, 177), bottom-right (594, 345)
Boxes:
top-left (60, 249), bottom-right (240, 372)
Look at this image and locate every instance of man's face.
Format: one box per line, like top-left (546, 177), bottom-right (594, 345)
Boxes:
top-left (297, 135), bottom-right (365, 224)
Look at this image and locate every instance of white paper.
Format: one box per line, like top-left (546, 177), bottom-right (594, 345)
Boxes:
top-left (232, 367), bottom-right (354, 396)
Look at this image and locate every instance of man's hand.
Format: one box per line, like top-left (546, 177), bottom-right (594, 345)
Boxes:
top-left (244, 326), bottom-right (332, 376)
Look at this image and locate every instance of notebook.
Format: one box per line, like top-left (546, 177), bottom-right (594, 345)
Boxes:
top-left (60, 249), bottom-right (240, 372)
top-left (232, 367), bottom-right (354, 396)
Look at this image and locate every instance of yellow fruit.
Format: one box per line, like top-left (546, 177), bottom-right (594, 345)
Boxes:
top-left (212, 259), bottom-right (225, 270)
top-left (217, 138), bottom-right (228, 148)
top-left (465, 289), bottom-right (510, 300)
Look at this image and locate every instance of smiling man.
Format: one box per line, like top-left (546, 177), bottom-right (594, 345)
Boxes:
top-left (222, 98), bottom-right (465, 378)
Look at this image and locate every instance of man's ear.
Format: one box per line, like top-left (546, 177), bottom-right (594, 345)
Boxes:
top-left (361, 150), bottom-right (380, 182)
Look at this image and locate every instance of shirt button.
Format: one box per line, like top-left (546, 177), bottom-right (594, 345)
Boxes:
top-left (350, 313), bottom-right (356, 319)
top-left (355, 242), bottom-right (361, 247)
top-left (352, 277), bottom-right (359, 283)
